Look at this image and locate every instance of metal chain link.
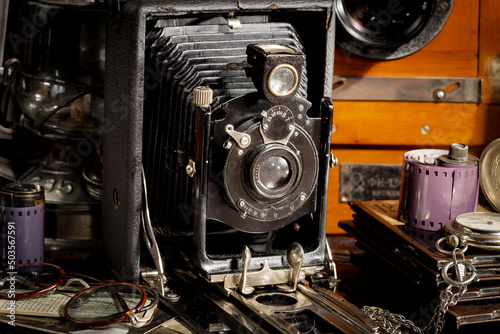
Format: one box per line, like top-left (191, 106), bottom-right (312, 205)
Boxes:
top-left (362, 246), bottom-right (473, 334)
top-left (423, 285), bottom-right (467, 334)
top-left (361, 306), bottom-right (422, 334)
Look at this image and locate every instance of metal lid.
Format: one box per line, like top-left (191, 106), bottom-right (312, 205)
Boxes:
top-left (479, 138), bottom-right (500, 212)
top-left (1, 183), bottom-right (44, 197)
top-left (0, 183), bottom-right (44, 207)
top-left (437, 143), bottom-right (478, 166)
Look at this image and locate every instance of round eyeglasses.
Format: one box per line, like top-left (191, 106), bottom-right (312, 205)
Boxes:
top-left (0, 263), bottom-right (158, 328)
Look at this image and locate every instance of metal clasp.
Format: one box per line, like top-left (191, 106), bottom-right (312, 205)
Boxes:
top-left (228, 243), bottom-right (308, 295)
top-left (433, 82), bottom-right (460, 102)
top-left (441, 248), bottom-right (477, 286)
top-left (227, 13), bottom-right (242, 29)
top-left (277, 242), bottom-right (304, 293)
top-left (435, 235), bottom-right (468, 255)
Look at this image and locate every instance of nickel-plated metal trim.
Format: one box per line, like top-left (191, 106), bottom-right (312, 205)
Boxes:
top-left (332, 76), bottom-right (483, 103)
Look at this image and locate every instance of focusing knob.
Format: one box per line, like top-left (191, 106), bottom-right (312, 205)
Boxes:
top-left (192, 86), bottom-right (213, 107)
top-left (260, 105), bottom-right (295, 144)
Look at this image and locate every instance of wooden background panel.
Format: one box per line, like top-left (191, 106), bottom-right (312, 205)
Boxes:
top-left (334, 0), bottom-right (479, 78)
top-left (479, 0), bottom-right (500, 104)
top-left (331, 102), bottom-right (500, 147)
top-left (325, 0), bottom-right (500, 234)
top-left (326, 147), bottom-right (407, 234)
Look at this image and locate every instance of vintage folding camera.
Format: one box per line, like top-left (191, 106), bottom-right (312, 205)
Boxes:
top-left (101, 0), bottom-right (336, 286)
top-left (99, 3), bottom-right (388, 331)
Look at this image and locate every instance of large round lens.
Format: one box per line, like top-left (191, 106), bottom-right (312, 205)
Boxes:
top-left (337, 0), bottom-right (434, 46)
top-left (259, 156), bottom-right (291, 190)
top-left (268, 65), bottom-right (298, 97)
top-left (249, 144), bottom-right (302, 200)
top-left (342, 0), bottom-right (433, 44)
top-left (223, 122), bottom-right (319, 229)
top-left (335, 0), bottom-right (454, 60)
top-left (64, 283), bottom-right (147, 327)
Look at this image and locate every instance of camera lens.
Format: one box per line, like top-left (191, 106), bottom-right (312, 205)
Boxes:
top-left (250, 144), bottom-right (301, 200)
top-left (259, 156), bottom-right (291, 190)
top-left (268, 64), bottom-right (298, 97)
top-left (222, 122), bottom-right (318, 228)
top-left (336, 0), bottom-right (435, 47)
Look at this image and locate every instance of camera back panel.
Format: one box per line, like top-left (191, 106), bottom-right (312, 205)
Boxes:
top-left (103, 0), bottom-right (335, 282)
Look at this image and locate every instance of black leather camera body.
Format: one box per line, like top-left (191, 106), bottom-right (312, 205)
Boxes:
top-left (103, 0), bottom-right (335, 282)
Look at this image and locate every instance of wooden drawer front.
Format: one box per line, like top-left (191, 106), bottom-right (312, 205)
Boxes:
top-left (334, 0), bottom-right (479, 78)
top-left (331, 102), bottom-right (500, 147)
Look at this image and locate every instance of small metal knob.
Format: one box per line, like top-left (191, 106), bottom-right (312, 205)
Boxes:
top-left (448, 143), bottom-right (468, 162)
top-left (433, 88), bottom-right (446, 102)
top-left (192, 86), bottom-right (213, 107)
top-left (329, 153), bottom-right (338, 168)
top-left (437, 142), bottom-right (476, 166)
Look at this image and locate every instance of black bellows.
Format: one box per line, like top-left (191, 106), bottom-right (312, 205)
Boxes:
top-left (143, 21), bottom-right (307, 234)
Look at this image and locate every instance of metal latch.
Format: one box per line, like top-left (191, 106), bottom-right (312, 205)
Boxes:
top-left (225, 124), bottom-right (251, 148)
top-left (226, 243), bottom-right (307, 295)
top-left (227, 14), bottom-right (242, 29)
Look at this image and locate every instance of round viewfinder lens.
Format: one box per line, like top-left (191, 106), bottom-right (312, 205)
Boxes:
top-left (268, 65), bottom-right (297, 96)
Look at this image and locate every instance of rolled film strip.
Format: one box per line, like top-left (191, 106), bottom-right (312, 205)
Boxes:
top-left (0, 184), bottom-right (45, 266)
top-left (398, 146), bottom-right (479, 231)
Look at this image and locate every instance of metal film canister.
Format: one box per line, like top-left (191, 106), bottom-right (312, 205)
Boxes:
top-left (1, 184), bottom-right (45, 266)
top-left (399, 143), bottom-right (479, 231)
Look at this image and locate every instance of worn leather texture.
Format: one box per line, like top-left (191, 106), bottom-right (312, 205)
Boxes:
top-left (103, 0), bottom-right (335, 282)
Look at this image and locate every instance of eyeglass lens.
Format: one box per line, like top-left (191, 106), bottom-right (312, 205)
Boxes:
top-left (0, 263), bottom-right (64, 299)
top-left (65, 283), bottom-right (146, 326)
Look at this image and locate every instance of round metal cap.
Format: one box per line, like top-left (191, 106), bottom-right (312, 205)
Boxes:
top-left (0, 183), bottom-right (45, 207)
top-left (437, 142), bottom-right (477, 166)
top-left (449, 143), bottom-right (468, 161)
top-left (479, 138), bottom-right (500, 212)
top-left (1, 183), bottom-right (44, 196)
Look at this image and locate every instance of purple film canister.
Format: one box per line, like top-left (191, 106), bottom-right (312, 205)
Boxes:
top-left (398, 143), bottom-right (479, 231)
top-left (1, 184), bottom-right (45, 267)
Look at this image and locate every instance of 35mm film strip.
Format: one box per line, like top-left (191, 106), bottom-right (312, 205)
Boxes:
top-left (399, 146), bottom-right (479, 231)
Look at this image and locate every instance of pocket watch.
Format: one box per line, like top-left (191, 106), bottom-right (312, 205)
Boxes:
top-left (443, 212), bottom-right (500, 251)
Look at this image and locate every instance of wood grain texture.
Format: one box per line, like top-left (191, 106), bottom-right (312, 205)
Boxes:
top-left (331, 102), bottom-right (500, 146)
top-left (326, 148), bottom-right (407, 234)
top-left (325, 0), bottom-right (500, 234)
top-left (334, 0), bottom-right (479, 78)
top-left (479, 0), bottom-right (500, 104)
